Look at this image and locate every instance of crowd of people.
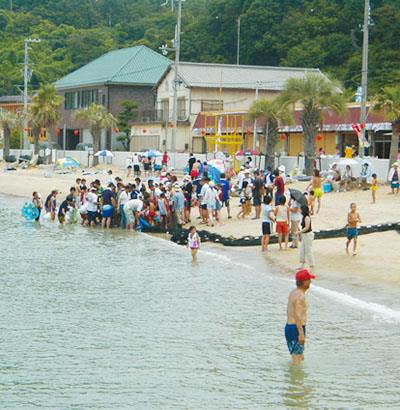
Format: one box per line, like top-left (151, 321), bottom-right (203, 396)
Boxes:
top-left (28, 149), bottom-right (398, 269)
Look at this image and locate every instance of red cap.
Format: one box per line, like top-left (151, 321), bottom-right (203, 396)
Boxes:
top-left (296, 269), bottom-right (316, 281)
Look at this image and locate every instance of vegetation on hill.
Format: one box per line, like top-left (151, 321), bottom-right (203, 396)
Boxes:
top-left (0, 0), bottom-right (399, 97)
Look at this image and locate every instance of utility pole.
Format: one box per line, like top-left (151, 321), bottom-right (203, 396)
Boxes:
top-left (23, 38), bottom-right (41, 148)
top-left (10, 0), bottom-right (13, 12)
top-left (171, 0), bottom-right (182, 168)
top-left (359, 0), bottom-right (370, 158)
top-left (236, 16), bottom-right (241, 65)
top-left (159, 0), bottom-right (183, 167)
top-left (253, 81), bottom-right (260, 151)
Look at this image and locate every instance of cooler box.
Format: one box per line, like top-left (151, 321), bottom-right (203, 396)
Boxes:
top-left (323, 182), bottom-right (332, 193)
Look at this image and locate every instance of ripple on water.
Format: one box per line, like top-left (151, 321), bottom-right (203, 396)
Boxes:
top-left (0, 201), bottom-right (399, 408)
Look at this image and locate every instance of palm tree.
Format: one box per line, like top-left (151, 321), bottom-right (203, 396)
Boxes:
top-left (249, 98), bottom-right (292, 169)
top-left (372, 86), bottom-right (400, 167)
top-left (0, 109), bottom-right (24, 159)
top-left (74, 103), bottom-right (117, 166)
top-left (29, 84), bottom-right (62, 154)
top-left (278, 74), bottom-right (346, 175)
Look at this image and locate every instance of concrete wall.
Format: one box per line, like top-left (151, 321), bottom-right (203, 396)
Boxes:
top-left (1, 149), bottom-right (391, 180)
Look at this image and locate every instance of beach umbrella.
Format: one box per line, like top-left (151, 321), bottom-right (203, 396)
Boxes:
top-left (207, 164), bottom-right (222, 183)
top-left (55, 156), bottom-right (81, 168)
top-left (94, 150), bottom-right (114, 157)
top-left (235, 149), bottom-right (259, 160)
top-left (207, 158), bottom-right (225, 173)
top-left (145, 150), bottom-right (162, 158)
top-left (289, 188), bottom-right (308, 209)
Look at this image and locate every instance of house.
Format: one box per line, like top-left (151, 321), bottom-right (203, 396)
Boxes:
top-left (130, 62), bottom-right (327, 153)
top-left (0, 95), bottom-right (25, 113)
top-left (192, 103), bottom-right (394, 159)
top-left (55, 45), bottom-right (171, 150)
top-left (280, 103), bottom-right (392, 158)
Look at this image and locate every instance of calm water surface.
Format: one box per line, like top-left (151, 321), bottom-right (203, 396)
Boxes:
top-left (0, 197), bottom-right (399, 408)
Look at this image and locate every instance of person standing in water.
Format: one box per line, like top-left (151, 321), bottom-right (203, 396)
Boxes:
top-left (285, 269), bottom-right (315, 365)
top-left (346, 203), bottom-right (362, 255)
top-left (32, 192), bottom-right (43, 222)
top-left (187, 226), bottom-right (200, 261)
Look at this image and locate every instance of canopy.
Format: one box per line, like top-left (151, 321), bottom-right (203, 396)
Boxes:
top-left (55, 156), bottom-right (80, 168)
top-left (94, 150), bottom-right (114, 157)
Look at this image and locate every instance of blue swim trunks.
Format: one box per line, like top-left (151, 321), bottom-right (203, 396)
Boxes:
top-left (391, 181), bottom-right (399, 189)
top-left (102, 204), bottom-right (113, 218)
top-left (285, 324), bottom-right (306, 355)
top-left (347, 227), bottom-right (358, 240)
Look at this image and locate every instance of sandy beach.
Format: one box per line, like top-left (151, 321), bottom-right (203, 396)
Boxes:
top-left (1, 164), bottom-right (399, 283)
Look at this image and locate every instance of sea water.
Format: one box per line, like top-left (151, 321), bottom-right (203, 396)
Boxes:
top-left (0, 197), bottom-right (399, 408)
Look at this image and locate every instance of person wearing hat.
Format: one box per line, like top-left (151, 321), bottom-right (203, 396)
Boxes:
top-left (388, 162), bottom-right (399, 194)
top-left (285, 269), bottom-right (315, 365)
top-left (171, 183), bottom-right (185, 226)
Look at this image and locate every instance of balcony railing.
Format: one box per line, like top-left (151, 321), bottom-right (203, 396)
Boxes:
top-left (130, 109), bottom-right (188, 124)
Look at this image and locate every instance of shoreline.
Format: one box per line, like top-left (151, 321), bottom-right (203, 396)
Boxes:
top-left (1, 166), bottom-right (400, 292)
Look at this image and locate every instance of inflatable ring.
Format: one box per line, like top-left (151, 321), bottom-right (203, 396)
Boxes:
top-left (21, 202), bottom-right (39, 221)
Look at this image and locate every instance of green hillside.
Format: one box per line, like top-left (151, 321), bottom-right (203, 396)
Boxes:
top-left (0, 0), bottom-right (399, 96)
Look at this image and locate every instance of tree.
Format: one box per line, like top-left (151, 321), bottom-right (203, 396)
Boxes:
top-left (249, 98), bottom-right (292, 169)
top-left (116, 100), bottom-right (137, 151)
top-left (29, 83), bottom-right (62, 154)
top-left (0, 109), bottom-right (23, 159)
top-left (372, 86), bottom-right (400, 167)
top-left (74, 103), bottom-right (116, 166)
top-left (278, 74), bottom-right (346, 175)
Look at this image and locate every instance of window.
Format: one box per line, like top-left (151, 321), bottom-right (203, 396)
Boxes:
top-left (177, 98), bottom-right (186, 120)
top-left (64, 89), bottom-right (99, 110)
top-left (64, 91), bottom-right (80, 110)
top-left (160, 99), bottom-right (169, 121)
top-left (201, 100), bottom-right (223, 111)
top-left (81, 89), bottom-right (98, 108)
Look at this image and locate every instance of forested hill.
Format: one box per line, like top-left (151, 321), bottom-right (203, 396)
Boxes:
top-left (0, 0), bottom-right (399, 96)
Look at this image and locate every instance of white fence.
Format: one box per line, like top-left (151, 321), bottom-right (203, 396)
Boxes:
top-left (1, 149), bottom-right (391, 180)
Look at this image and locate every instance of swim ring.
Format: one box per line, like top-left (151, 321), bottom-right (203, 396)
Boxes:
top-left (21, 202), bottom-right (39, 221)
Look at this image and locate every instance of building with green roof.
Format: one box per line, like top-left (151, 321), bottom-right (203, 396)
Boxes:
top-left (55, 45), bottom-right (171, 150)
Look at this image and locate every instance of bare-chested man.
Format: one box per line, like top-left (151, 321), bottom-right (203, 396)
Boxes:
top-left (285, 269), bottom-right (315, 365)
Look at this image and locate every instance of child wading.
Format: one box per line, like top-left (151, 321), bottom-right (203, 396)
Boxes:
top-left (261, 195), bottom-right (275, 252)
top-left (188, 226), bottom-right (200, 261)
top-left (346, 203), bottom-right (362, 256)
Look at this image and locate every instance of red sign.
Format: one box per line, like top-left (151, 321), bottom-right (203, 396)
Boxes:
top-left (352, 123), bottom-right (361, 137)
top-left (280, 133), bottom-right (286, 141)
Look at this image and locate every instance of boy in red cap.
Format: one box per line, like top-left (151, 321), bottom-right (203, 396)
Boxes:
top-left (285, 269), bottom-right (315, 365)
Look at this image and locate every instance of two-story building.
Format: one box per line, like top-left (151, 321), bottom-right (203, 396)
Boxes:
top-left (55, 45), bottom-right (171, 150)
top-left (130, 62), bottom-right (327, 153)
